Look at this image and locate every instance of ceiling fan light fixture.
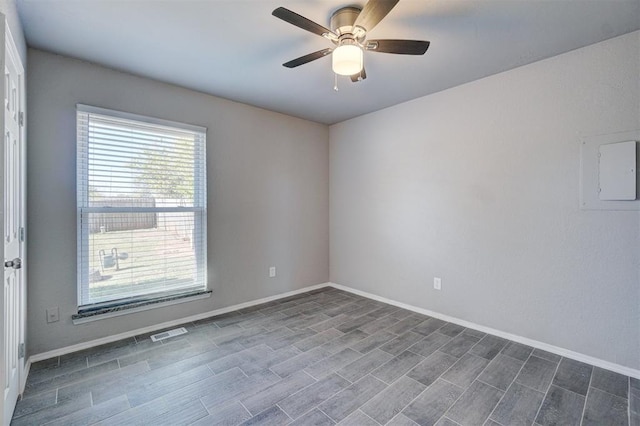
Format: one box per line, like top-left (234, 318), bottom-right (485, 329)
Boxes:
top-left (332, 44), bottom-right (363, 76)
top-left (273, 1), bottom-right (429, 83)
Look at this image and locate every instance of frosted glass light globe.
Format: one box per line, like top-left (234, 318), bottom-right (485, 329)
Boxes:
top-left (332, 44), bottom-right (363, 76)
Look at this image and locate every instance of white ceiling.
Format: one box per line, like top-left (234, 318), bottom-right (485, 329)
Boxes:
top-left (17, 0), bottom-right (640, 124)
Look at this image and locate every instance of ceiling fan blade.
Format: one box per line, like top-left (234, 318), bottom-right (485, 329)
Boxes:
top-left (366, 40), bottom-right (430, 55)
top-left (283, 48), bottom-right (333, 68)
top-left (353, 0), bottom-right (400, 32)
top-left (272, 7), bottom-right (336, 38)
top-left (350, 67), bottom-right (367, 82)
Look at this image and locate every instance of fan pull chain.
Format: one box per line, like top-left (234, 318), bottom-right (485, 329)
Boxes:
top-left (333, 73), bottom-right (339, 92)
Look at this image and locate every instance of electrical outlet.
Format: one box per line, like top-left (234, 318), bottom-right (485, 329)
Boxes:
top-left (433, 277), bottom-right (442, 291)
top-left (269, 266), bottom-right (276, 278)
top-left (46, 307), bottom-right (59, 323)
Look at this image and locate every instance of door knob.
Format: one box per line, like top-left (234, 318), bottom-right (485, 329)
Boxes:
top-left (4, 258), bottom-right (21, 269)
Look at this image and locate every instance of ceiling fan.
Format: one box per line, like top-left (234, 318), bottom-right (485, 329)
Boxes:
top-left (272, 0), bottom-right (430, 82)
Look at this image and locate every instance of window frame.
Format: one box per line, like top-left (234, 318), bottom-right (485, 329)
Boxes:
top-left (76, 104), bottom-right (207, 309)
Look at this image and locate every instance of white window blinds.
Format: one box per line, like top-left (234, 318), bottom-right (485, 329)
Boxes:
top-left (77, 105), bottom-right (207, 307)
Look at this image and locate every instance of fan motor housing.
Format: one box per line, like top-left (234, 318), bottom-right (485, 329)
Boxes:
top-left (330, 6), bottom-right (361, 36)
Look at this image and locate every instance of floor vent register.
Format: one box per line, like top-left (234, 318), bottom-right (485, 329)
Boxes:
top-left (150, 327), bottom-right (188, 342)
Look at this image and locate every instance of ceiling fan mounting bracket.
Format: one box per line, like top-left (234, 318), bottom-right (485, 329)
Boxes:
top-left (330, 6), bottom-right (363, 39)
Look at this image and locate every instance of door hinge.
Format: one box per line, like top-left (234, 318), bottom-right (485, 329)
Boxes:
top-left (20, 227), bottom-right (25, 242)
top-left (19, 111), bottom-right (24, 127)
top-left (18, 343), bottom-right (25, 359)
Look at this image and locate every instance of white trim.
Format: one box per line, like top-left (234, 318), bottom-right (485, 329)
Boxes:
top-left (76, 104), bottom-right (206, 133)
top-left (29, 282), bottom-right (330, 363)
top-left (329, 282), bottom-right (640, 380)
top-left (72, 292), bottom-right (212, 325)
top-left (19, 359), bottom-right (29, 395)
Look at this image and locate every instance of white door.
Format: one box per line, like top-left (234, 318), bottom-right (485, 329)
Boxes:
top-left (3, 24), bottom-right (24, 426)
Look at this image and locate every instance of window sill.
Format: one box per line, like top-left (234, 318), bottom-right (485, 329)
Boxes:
top-left (72, 290), bottom-right (212, 325)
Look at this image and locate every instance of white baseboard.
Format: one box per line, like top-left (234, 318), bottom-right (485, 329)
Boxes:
top-left (329, 282), bottom-right (640, 380)
top-left (29, 282), bottom-right (330, 363)
top-left (27, 280), bottom-right (640, 381)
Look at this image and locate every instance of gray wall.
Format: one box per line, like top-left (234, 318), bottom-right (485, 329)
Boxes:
top-left (27, 49), bottom-right (329, 355)
top-left (330, 31), bottom-right (640, 369)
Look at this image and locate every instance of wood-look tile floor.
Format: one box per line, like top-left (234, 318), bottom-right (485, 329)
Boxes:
top-left (13, 287), bottom-right (638, 425)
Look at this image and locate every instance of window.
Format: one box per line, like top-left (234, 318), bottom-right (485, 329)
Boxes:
top-left (77, 105), bottom-right (207, 308)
